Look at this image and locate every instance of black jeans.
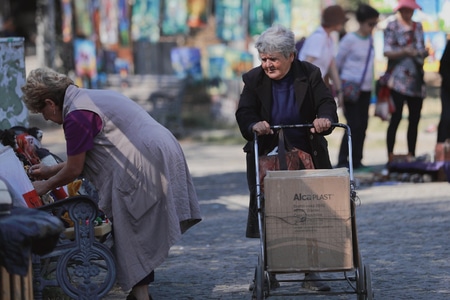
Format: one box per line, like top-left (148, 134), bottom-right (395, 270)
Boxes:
top-left (437, 87), bottom-right (450, 143)
top-left (387, 89), bottom-right (424, 156)
top-left (338, 91), bottom-right (371, 168)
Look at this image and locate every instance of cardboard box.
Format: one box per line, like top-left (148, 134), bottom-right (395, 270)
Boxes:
top-left (264, 168), bottom-right (353, 272)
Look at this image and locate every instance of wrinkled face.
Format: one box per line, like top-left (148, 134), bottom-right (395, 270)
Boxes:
top-left (259, 52), bottom-right (294, 80)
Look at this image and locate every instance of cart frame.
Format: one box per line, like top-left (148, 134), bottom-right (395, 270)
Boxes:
top-left (252, 123), bottom-right (373, 300)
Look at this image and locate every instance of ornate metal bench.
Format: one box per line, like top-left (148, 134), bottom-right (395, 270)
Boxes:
top-left (32, 195), bottom-right (116, 300)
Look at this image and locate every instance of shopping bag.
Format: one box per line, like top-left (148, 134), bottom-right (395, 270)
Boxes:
top-left (374, 72), bottom-right (396, 121)
top-left (342, 80), bottom-right (360, 103)
top-left (258, 129), bottom-right (314, 191)
top-left (374, 90), bottom-right (396, 121)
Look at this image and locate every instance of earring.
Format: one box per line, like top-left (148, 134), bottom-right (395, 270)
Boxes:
top-left (53, 109), bottom-right (56, 115)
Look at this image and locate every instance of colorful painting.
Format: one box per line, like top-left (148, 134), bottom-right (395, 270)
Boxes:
top-left (187, 0), bottom-right (208, 28)
top-left (207, 44), bottom-right (253, 79)
top-left (248, 0), bottom-right (272, 36)
top-left (423, 31), bottom-right (448, 72)
top-left (61, 0), bottom-right (73, 43)
top-left (291, 0), bottom-right (321, 39)
top-left (215, 0), bottom-right (245, 41)
top-left (74, 0), bottom-right (94, 37)
top-left (162, 0), bottom-right (188, 35)
top-left (74, 39), bottom-right (97, 80)
top-left (438, 0), bottom-right (450, 32)
top-left (0, 37), bottom-right (28, 130)
top-left (171, 47), bottom-right (202, 80)
top-left (131, 0), bottom-right (161, 42)
top-left (118, 0), bottom-right (131, 46)
top-left (99, 0), bottom-right (119, 46)
top-left (273, 0), bottom-right (292, 29)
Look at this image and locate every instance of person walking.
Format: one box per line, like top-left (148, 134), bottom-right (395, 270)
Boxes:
top-left (236, 24), bottom-right (338, 292)
top-left (336, 4), bottom-right (379, 169)
top-left (384, 0), bottom-right (428, 163)
top-left (21, 68), bottom-right (202, 300)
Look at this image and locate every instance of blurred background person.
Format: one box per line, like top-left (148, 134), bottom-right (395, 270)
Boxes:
top-left (437, 35), bottom-right (450, 143)
top-left (383, 0), bottom-right (428, 163)
top-left (298, 4), bottom-right (348, 103)
top-left (336, 4), bottom-right (379, 169)
top-left (236, 24), bottom-right (338, 292)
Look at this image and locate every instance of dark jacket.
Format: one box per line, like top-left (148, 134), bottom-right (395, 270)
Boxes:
top-left (236, 59), bottom-right (338, 169)
top-left (440, 39), bottom-right (450, 93)
top-left (235, 59), bottom-right (338, 238)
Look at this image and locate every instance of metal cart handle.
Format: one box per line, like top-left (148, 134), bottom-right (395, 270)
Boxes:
top-left (253, 122), bottom-right (354, 185)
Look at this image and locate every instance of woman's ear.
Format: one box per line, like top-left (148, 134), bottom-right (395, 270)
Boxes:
top-left (44, 99), bottom-right (56, 108)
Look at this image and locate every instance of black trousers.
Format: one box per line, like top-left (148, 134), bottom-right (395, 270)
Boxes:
top-left (387, 90), bottom-right (424, 156)
top-left (338, 91), bottom-right (371, 168)
top-left (438, 87), bottom-right (450, 143)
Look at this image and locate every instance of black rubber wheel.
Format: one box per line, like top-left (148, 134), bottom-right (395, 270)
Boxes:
top-left (364, 264), bottom-right (374, 300)
top-left (254, 255), bottom-right (265, 300)
top-left (357, 254), bottom-right (365, 300)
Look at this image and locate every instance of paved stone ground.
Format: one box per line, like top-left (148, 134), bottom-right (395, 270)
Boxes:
top-left (37, 126), bottom-right (450, 300)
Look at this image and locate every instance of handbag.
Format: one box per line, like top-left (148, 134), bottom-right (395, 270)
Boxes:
top-left (342, 38), bottom-right (373, 103)
top-left (258, 129), bottom-right (314, 190)
top-left (374, 91), bottom-right (395, 121)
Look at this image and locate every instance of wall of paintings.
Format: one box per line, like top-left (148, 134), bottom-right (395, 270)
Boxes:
top-left (54, 0), bottom-right (333, 85)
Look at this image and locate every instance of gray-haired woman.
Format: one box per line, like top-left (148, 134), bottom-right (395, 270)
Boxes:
top-left (22, 68), bottom-right (201, 300)
top-left (236, 24), bottom-right (338, 292)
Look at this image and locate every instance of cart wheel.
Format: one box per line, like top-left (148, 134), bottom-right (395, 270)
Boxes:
top-left (364, 264), bottom-right (374, 300)
top-left (356, 254), bottom-right (365, 300)
top-left (253, 255), bottom-right (265, 300)
top-left (356, 263), bottom-right (374, 300)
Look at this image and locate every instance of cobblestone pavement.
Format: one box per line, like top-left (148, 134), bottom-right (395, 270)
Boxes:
top-left (39, 127), bottom-right (450, 300)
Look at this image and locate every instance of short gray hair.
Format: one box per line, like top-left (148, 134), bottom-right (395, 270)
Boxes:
top-left (254, 24), bottom-right (296, 58)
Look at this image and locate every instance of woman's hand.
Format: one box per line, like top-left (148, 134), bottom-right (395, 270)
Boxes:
top-left (311, 118), bottom-right (332, 134)
top-left (29, 163), bottom-right (54, 180)
top-left (32, 180), bottom-right (52, 196)
top-left (252, 121), bottom-right (274, 136)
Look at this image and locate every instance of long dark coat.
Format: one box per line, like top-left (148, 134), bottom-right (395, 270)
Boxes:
top-left (235, 60), bottom-right (338, 238)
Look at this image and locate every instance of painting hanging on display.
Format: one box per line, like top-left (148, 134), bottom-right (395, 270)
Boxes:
top-left (74, 39), bottom-right (97, 86)
top-left (215, 0), bottom-right (245, 41)
top-left (187, 0), bottom-right (208, 28)
top-left (118, 0), bottom-right (131, 46)
top-left (162, 0), bottom-right (188, 35)
top-left (99, 0), bottom-right (119, 46)
top-left (170, 47), bottom-right (202, 80)
top-left (73, 0), bottom-right (94, 37)
top-left (131, 0), bottom-right (161, 42)
top-left (248, 0), bottom-right (272, 36)
top-left (273, 0), bottom-right (292, 30)
top-left (61, 0), bottom-right (73, 43)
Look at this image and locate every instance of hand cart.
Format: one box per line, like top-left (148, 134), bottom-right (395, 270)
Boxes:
top-left (252, 123), bottom-right (373, 299)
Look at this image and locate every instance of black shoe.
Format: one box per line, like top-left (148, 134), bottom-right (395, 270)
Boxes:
top-left (302, 273), bottom-right (330, 292)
